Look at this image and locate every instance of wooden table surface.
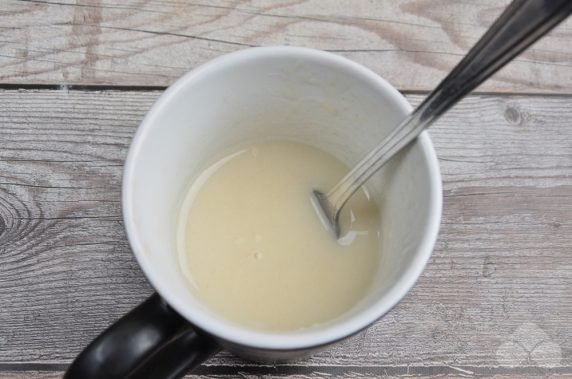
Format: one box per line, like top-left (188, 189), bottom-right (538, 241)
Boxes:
top-left (1, 1), bottom-right (571, 378)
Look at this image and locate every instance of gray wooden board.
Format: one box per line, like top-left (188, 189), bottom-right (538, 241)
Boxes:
top-left (0, 0), bottom-right (571, 93)
top-left (0, 89), bottom-right (571, 377)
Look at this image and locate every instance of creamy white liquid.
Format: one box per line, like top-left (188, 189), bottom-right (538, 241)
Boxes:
top-left (178, 141), bottom-right (381, 332)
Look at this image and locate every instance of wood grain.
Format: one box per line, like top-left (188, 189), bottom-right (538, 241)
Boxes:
top-left (0, 90), bottom-right (571, 377)
top-left (0, 0), bottom-right (571, 93)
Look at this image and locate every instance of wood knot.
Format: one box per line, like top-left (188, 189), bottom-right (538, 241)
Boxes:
top-left (0, 214), bottom-right (5, 237)
top-left (482, 255), bottom-right (496, 277)
top-left (504, 104), bottom-right (522, 125)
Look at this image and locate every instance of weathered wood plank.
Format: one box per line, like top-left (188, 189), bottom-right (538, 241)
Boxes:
top-left (0, 90), bottom-right (571, 376)
top-left (0, 0), bottom-right (571, 93)
top-left (0, 372), bottom-right (61, 379)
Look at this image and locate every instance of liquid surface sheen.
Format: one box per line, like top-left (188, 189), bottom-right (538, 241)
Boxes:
top-left (178, 141), bottom-right (381, 332)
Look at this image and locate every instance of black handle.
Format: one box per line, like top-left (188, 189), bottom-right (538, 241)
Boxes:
top-left (64, 293), bottom-right (220, 379)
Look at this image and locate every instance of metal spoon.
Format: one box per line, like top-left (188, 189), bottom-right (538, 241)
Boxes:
top-left (312, 0), bottom-right (572, 238)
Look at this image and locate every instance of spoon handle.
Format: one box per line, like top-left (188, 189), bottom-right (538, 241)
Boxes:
top-left (325, 0), bottom-right (572, 213)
